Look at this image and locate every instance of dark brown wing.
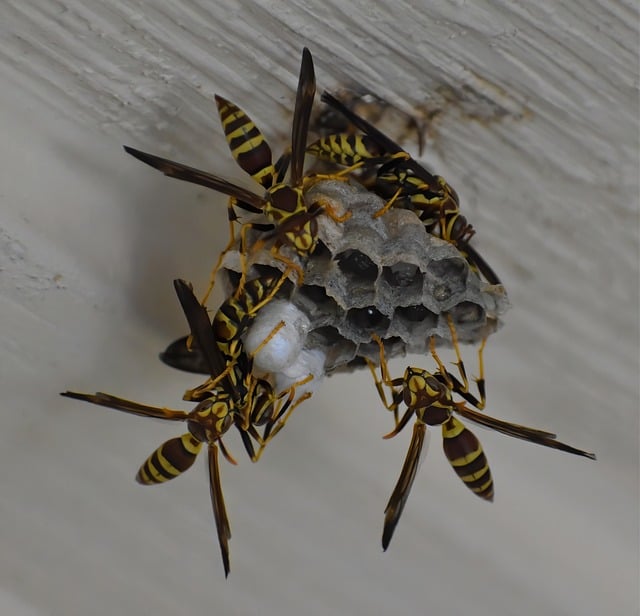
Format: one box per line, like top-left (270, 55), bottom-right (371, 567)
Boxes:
top-left (290, 48), bottom-right (316, 186)
top-left (208, 444), bottom-right (232, 577)
top-left (382, 421), bottom-right (428, 550)
top-left (459, 241), bottom-right (502, 286)
top-left (159, 335), bottom-right (211, 375)
top-left (60, 391), bottom-right (189, 421)
top-left (455, 405), bottom-right (596, 460)
top-left (173, 279), bottom-right (227, 379)
top-left (320, 91), bottom-right (439, 187)
top-left (123, 146), bottom-right (266, 209)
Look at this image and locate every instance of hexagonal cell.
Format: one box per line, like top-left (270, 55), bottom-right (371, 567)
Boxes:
top-left (449, 301), bottom-right (485, 324)
top-left (345, 305), bottom-right (390, 341)
top-left (380, 261), bottom-right (424, 305)
top-left (382, 261), bottom-right (422, 288)
top-left (299, 283), bottom-right (330, 304)
top-left (307, 324), bottom-right (343, 346)
top-left (302, 240), bottom-right (333, 285)
top-left (424, 257), bottom-right (468, 304)
top-left (357, 335), bottom-right (406, 366)
top-left (395, 304), bottom-right (438, 325)
top-left (388, 305), bottom-right (438, 353)
top-left (338, 355), bottom-right (370, 374)
top-left (307, 325), bottom-right (356, 369)
top-left (294, 284), bottom-right (340, 326)
top-left (335, 249), bottom-right (379, 282)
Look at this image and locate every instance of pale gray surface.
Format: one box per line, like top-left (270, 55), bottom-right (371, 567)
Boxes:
top-left (1, 2), bottom-right (638, 615)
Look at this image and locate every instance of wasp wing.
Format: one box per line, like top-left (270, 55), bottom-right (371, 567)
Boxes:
top-left (173, 279), bottom-right (228, 379)
top-left (60, 391), bottom-right (188, 421)
top-left (455, 405), bottom-right (596, 459)
top-left (124, 146), bottom-right (265, 209)
top-left (208, 444), bottom-right (232, 577)
top-left (290, 47), bottom-right (316, 186)
top-left (159, 335), bottom-right (211, 375)
top-left (321, 91), bottom-right (438, 185)
top-left (382, 421), bottom-right (428, 551)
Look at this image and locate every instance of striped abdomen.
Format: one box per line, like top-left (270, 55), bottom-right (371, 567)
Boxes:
top-left (215, 95), bottom-right (276, 189)
top-left (442, 416), bottom-right (494, 501)
top-left (136, 433), bottom-right (202, 485)
top-left (212, 277), bottom-right (278, 361)
top-left (307, 133), bottom-right (384, 166)
top-left (376, 171), bottom-right (459, 224)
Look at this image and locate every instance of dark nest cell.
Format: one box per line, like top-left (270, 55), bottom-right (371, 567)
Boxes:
top-left (449, 301), bottom-right (485, 324)
top-left (426, 257), bottom-right (468, 300)
top-left (382, 261), bottom-right (422, 290)
top-left (347, 306), bottom-right (390, 334)
top-left (395, 304), bottom-right (437, 325)
top-left (335, 249), bottom-right (378, 282)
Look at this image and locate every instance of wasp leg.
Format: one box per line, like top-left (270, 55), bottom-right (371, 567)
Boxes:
top-left (368, 334), bottom-right (405, 426)
top-left (252, 389), bottom-right (313, 462)
top-left (201, 198), bottom-right (272, 306)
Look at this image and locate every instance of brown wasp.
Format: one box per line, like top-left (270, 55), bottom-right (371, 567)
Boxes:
top-left (62, 279), bottom-right (309, 576)
top-left (184, 271), bottom-right (313, 441)
top-left (368, 316), bottom-right (595, 549)
top-left (124, 48), bottom-right (349, 301)
top-left (308, 92), bottom-right (501, 286)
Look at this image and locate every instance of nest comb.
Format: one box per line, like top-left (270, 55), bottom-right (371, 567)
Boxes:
top-left (218, 178), bottom-right (509, 377)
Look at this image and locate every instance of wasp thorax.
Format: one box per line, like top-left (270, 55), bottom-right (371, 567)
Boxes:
top-left (188, 397), bottom-right (235, 442)
top-left (404, 369), bottom-right (438, 404)
top-left (268, 184), bottom-right (304, 217)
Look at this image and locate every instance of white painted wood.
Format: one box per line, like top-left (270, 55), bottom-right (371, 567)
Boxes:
top-left (1, 2), bottom-right (637, 615)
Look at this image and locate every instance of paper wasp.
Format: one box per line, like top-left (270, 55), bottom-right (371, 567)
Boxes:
top-left (368, 316), bottom-right (595, 550)
top-left (184, 271), bottom-right (312, 438)
top-left (124, 48), bottom-right (349, 300)
top-left (62, 279), bottom-right (309, 577)
top-left (307, 92), bottom-right (502, 286)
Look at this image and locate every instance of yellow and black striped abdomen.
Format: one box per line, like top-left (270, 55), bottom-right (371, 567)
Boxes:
top-left (215, 95), bottom-right (275, 189)
top-left (442, 417), bottom-right (494, 501)
top-left (212, 299), bottom-right (252, 359)
top-left (136, 433), bottom-right (202, 485)
top-left (307, 133), bottom-right (384, 166)
top-left (212, 277), bottom-right (276, 358)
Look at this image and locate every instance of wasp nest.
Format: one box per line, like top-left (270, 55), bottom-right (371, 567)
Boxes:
top-left (219, 178), bottom-right (509, 384)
